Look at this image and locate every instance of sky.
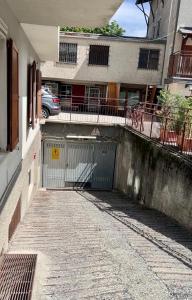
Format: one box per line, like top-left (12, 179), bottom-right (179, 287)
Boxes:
top-left (110, 0), bottom-right (150, 37)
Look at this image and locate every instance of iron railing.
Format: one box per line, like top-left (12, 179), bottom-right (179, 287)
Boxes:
top-left (125, 102), bottom-right (192, 158)
top-left (45, 95), bottom-right (192, 157)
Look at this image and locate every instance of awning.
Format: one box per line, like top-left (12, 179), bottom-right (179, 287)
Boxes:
top-left (5, 0), bottom-right (123, 61)
top-left (135, 0), bottom-right (149, 4)
top-left (21, 24), bottom-right (59, 61)
top-left (179, 27), bottom-right (192, 35)
top-left (6, 0), bottom-right (123, 27)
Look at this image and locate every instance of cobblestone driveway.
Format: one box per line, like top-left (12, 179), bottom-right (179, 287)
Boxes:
top-left (9, 191), bottom-right (192, 300)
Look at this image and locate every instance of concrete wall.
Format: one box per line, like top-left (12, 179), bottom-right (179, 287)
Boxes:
top-left (115, 128), bottom-right (192, 230)
top-left (41, 122), bottom-right (120, 141)
top-left (147, 0), bottom-right (173, 39)
top-left (41, 34), bottom-right (165, 86)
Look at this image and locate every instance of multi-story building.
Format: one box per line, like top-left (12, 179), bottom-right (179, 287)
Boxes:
top-left (0, 0), bottom-right (122, 254)
top-left (136, 0), bottom-right (192, 96)
top-left (41, 32), bottom-right (165, 108)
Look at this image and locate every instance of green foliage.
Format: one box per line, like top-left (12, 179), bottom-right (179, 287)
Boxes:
top-left (61, 21), bottom-right (125, 36)
top-left (158, 90), bottom-right (179, 108)
top-left (158, 89), bottom-right (192, 134)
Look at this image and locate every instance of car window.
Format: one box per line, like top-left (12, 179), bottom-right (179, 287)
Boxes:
top-left (42, 90), bottom-right (52, 97)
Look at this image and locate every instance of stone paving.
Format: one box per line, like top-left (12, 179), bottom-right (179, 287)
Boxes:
top-left (8, 190), bottom-right (192, 300)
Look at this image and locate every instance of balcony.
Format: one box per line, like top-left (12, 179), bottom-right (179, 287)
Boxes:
top-left (168, 51), bottom-right (192, 78)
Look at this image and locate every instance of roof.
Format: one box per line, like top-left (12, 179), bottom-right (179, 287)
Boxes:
top-left (135, 0), bottom-right (150, 4)
top-left (179, 27), bottom-right (192, 35)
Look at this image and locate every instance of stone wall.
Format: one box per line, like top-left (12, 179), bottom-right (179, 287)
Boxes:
top-left (115, 127), bottom-right (192, 230)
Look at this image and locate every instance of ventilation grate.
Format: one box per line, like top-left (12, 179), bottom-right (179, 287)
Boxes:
top-left (0, 254), bottom-right (37, 300)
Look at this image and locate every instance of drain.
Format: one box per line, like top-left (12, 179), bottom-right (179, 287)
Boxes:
top-left (0, 254), bottom-right (37, 299)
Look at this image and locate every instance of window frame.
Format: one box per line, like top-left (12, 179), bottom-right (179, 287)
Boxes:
top-left (88, 45), bottom-right (110, 66)
top-left (138, 48), bottom-right (160, 71)
top-left (7, 39), bottom-right (19, 151)
top-left (59, 42), bottom-right (77, 64)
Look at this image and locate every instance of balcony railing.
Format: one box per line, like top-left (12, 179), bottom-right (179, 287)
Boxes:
top-left (44, 95), bottom-right (192, 158)
top-left (168, 51), bottom-right (192, 78)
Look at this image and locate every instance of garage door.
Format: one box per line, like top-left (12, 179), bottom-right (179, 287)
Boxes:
top-left (42, 140), bottom-right (116, 190)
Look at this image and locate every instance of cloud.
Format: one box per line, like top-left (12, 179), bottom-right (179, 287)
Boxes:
top-left (110, 0), bottom-right (150, 37)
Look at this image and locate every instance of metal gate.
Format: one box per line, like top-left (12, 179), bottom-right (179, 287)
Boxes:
top-left (43, 140), bottom-right (116, 190)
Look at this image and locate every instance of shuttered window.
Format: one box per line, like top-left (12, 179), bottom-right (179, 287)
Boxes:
top-left (59, 43), bottom-right (77, 63)
top-left (27, 64), bottom-right (33, 126)
top-left (32, 61), bottom-right (36, 128)
top-left (7, 39), bottom-right (19, 151)
top-left (89, 45), bottom-right (109, 66)
top-left (27, 63), bottom-right (40, 125)
top-left (138, 49), bottom-right (160, 70)
top-left (36, 69), bottom-right (42, 118)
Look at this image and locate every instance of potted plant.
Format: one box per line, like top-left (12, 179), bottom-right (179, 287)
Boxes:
top-left (176, 97), bottom-right (192, 152)
top-left (157, 90), bottom-right (178, 144)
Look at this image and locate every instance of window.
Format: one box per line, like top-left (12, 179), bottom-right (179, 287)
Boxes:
top-left (59, 43), bottom-right (77, 63)
top-left (60, 84), bottom-right (72, 99)
top-left (138, 49), bottom-right (160, 70)
top-left (89, 45), bottom-right (109, 66)
top-left (7, 39), bottom-right (19, 151)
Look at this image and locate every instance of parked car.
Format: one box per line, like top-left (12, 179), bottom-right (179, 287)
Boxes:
top-left (42, 89), bottom-right (61, 118)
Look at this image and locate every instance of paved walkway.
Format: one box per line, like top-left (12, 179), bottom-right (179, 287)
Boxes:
top-left (9, 191), bottom-right (192, 300)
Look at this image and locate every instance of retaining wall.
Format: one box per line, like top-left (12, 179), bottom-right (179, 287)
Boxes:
top-left (115, 128), bottom-right (192, 230)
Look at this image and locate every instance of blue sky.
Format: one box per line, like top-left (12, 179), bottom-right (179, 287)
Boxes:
top-left (111, 0), bottom-right (150, 37)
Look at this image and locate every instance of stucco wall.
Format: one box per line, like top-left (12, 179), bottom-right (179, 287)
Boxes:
top-left (0, 1), bottom-right (40, 154)
top-left (177, 0), bottom-right (192, 29)
top-left (41, 35), bottom-right (165, 86)
top-left (0, 1), bottom-right (41, 200)
top-left (147, 0), bottom-right (192, 83)
top-left (167, 82), bottom-right (192, 97)
top-left (0, 1), bottom-right (42, 252)
top-left (115, 128), bottom-right (192, 230)
top-left (0, 130), bottom-right (41, 254)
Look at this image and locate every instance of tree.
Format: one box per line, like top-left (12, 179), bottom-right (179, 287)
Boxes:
top-left (61, 21), bottom-right (125, 36)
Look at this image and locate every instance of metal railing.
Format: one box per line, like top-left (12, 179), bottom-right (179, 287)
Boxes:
top-left (54, 95), bottom-right (129, 124)
top-left (126, 102), bottom-right (192, 158)
top-left (46, 95), bottom-right (192, 157)
top-left (168, 51), bottom-right (192, 78)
